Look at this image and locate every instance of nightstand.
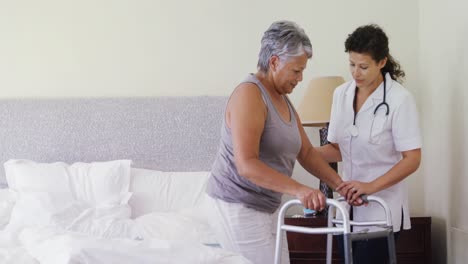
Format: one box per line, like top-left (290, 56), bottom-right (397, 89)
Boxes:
top-left (285, 215), bottom-right (431, 264)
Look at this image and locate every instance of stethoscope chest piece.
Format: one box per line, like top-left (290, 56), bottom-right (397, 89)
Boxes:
top-left (349, 125), bottom-right (359, 137)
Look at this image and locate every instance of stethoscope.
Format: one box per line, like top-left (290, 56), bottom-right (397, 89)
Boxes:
top-left (349, 73), bottom-right (390, 137)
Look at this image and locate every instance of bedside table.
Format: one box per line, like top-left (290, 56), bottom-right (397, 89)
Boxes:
top-left (285, 215), bottom-right (431, 264)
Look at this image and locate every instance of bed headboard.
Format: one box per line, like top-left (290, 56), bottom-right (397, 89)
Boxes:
top-left (0, 97), bottom-right (227, 185)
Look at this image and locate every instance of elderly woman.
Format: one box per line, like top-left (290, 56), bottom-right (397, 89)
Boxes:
top-left (206, 20), bottom-right (346, 264)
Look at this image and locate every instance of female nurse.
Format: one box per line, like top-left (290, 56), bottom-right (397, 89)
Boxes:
top-left (318, 24), bottom-right (422, 263)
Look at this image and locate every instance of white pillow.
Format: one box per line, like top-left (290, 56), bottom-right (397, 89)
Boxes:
top-left (129, 169), bottom-right (210, 217)
top-left (5, 160), bottom-right (70, 193)
top-left (68, 161), bottom-right (132, 205)
top-left (4, 159), bottom-right (132, 206)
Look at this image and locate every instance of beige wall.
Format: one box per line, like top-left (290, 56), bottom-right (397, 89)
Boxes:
top-left (0, 0), bottom-right (418, 100)
top-left (418, 0), bottom-right (468, 263)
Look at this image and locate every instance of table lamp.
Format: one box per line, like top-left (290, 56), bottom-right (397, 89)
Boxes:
top-left (297, 76), bottom-right (345, 211)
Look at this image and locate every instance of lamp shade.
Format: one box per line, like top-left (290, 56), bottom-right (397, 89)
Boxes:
top-left (297, 76), bottom-right (345, 127)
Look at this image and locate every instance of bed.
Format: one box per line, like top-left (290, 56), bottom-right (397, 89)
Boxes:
top-left (0, 97), bottom-right (252, 264)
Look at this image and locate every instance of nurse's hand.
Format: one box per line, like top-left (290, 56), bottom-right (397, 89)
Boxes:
top-left (296, 186), bottom-right (326, 212)
top-left (336, 181), bottom-right (370, 206)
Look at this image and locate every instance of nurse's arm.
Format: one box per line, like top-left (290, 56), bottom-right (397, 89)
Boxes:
top-left (370, 148), bottom-right (421, 192)
top-left (295, 112), bottom-right (344, 192)
top-left (230, 84), bottom-right (326, 211)
top-left (316, 143), bottom-right (342, 163)
top-left (343, 148), bottom-right (421, 203)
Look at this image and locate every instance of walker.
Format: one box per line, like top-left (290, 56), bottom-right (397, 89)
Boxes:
top-left (274, 196), bottom-right (397, 264)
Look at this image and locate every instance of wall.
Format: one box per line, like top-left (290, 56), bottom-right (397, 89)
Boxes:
top-left (418, 0), bottom-right (468, 263)
top-left (0, 0), bottom-right (418, 100)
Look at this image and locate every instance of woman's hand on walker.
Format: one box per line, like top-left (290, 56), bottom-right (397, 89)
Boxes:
top-left (296, 186), bottom-right (326, 211)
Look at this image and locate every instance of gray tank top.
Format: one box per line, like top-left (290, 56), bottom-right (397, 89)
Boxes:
top-left (206, 74), bottom-right (301, 213)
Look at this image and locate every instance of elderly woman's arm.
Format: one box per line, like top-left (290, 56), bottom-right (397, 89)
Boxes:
top-left (316, 143), bottom-right (342, 163)
top-left (295, 115), bottom-right (344, 191)
top-left (228, 83), bottom-right (326, 211)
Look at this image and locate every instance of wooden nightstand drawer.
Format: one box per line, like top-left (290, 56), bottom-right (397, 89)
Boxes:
top-left (285, 216), bottom-right (431, 264)
top-left (396, 217), bottom-right (432, 264)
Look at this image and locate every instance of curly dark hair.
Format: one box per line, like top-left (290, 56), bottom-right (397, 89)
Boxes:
top-left (345, 24), bottom-right (405, 82)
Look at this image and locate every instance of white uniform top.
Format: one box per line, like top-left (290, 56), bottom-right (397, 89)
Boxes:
top-left (328, 73), bottom-right (421, 232)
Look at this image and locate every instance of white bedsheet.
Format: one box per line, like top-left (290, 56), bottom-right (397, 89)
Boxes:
top-left (0, 191), bottom-right (251, 264)
top-left (0, 230), bottom-right (37, 264)
top-left (1, 227), bottom-right (251, 264)
top-left (24, 228), bottom-right (248, 264)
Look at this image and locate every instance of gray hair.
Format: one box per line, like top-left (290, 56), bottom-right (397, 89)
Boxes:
top-left (257, 21), bottom-right (313, 73)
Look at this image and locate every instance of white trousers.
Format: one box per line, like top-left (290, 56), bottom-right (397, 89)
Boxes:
top-left (205, 195), bottom-right (290, 264)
